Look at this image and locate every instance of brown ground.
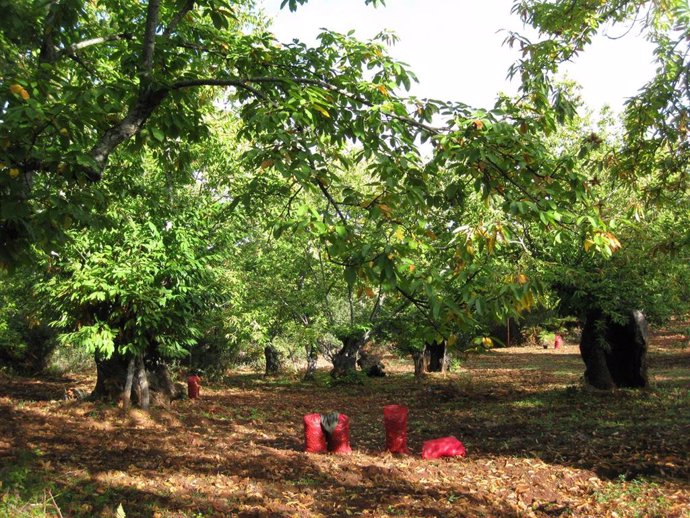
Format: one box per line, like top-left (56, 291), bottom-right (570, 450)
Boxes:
top-left (1, 326), bottom-right (689, 518)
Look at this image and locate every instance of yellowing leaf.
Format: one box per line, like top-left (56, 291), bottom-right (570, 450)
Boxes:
top-left (59, 128), bottom-right (69, 136)
top-left (260, 159), bottom-right (274, 169)
top-left (313, 105), bottom-right (330, 118)
top-left (408, 263), bottom-right (416, 273)
top-left (516, 274), bottom-right (528, 284)
top-left (394, 227), bottom-right (405, 241)
top-left (481, 336), bottom-right (493, 347)
top-left (376, 84), bottom-right (389, 97)
top-left (378, 203), bottom-right (392, 217)
top-left (584, 239), bottom-right (594, 252)
top-left (9, 168), bottom-right (20, 179)
top-left (447, 334), bottom-right (458, 347)
top-left (605, 232), bottom-right (621, 252)
top-left (364, 287), bottom-right (375, 298)
top-left (10, 84), bottom-right (30, 100)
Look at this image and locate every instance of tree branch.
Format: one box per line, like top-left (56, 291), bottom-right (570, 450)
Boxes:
top-left (90, 88), bottom-right (169, 179)
top-left (140, 0), bottom-right (161, 86)
top-left (163, 0), bottom-right (195, 37)
top-left (57, 34), bottom-right (134, 59)
top-left (316, 178), bottom-right (348, 227)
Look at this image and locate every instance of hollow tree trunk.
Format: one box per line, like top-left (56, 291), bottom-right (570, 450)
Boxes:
top-left (94, 349), bottom-right (181, 408)
top-left (580, 309), bottom-right (649, 390)
top-left (264, 345), bottom-right (282, 376)
top-left (331, 330), bottom-right (370, 378)
top-left (424, 341), bottom-right (449, 373)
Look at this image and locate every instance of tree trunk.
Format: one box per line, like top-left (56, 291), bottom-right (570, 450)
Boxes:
top-left (357, 349), bottom-right (386, 377)
top-left (134, 354), bottom-right (150, 411)
top-left (412, 350), bottom-right (426, 380)
top-left (264, 345), bottom-right (282, 376)
top-left (93, 349), bottom-right (182, 408)
top-left (424, 341), bottom-right (449, 373)
top-left (490, 318), bottom-right (524, 347)
top-left (580, 309), bottom-right (649, 389)
top-left (331, 330), bottom-right (370, 378)
top-left (122, 356), bottom-right (135, 410)
top-left (303, 345), bottom-right (318, 381)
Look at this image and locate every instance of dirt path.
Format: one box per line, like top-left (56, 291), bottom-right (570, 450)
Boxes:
top-left (1, 330), bottom-right (688, 517)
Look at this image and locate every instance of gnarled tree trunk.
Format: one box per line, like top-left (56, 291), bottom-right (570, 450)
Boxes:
top-left (94, 350), bottom-right (183, 408)
top-left (264, 345), bottom-right (282, 376)
top-left (412, 350), bottom-right (426, 380)
top-left (357, 349), bottom-right (385, 377)
top-left (303, 345), bottom-right (318, 381)
top-left (424, 341), bottom-right (449, 373)
top-left (331, 330), bottom-right (370, 378)
top-left (580, 309), bottom-right (649, 389)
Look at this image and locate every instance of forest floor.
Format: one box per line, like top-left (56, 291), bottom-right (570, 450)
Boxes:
top-left (1, 324), bottom-right (689, 518)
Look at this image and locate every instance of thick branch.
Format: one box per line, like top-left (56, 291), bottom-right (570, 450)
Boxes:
top-left (90, 88), bottom-right (168, 179)
top-left (163, 0), bottom-right (195, 37)
top-left (57, 34), bottom-right (134, 59)
top-left (38, 0), bottom-right (60, 63)
top-left (140, 0), bottom-right (161, 85)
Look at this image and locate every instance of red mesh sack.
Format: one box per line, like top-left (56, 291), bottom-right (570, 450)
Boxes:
top-left (187, 375), bottom-right (201, 399)
top-left (383, 404), bottom-right (410, 454)
top-left (421, 436), bottom-right (466, 460)
top-left (329, 413), bottom-right (352, 454)
top-left (304, 413), bottom-right (327, 453)
top-left (554, 334), bottom-right (564, 349)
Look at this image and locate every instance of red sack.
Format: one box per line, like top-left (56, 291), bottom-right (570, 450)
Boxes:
top-left (383, 404), bottom-right (410, 454)
top-left (554, 334), bottom-right (564, 349)
top-left (421, 436), bottom-right (466, 460)
top-left (303, 413), bottom-right (327, 453)
top-left (329, 413), bottom-right (352, 454)
top-left (187, 375), bottom-right (201, 399)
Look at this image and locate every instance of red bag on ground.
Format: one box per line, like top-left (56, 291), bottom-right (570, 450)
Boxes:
top-left (187, 375), bottom-right (201, 399)
top-left (554, 334), bottom-right (564, 349)
top-left (421, 436), bottom-right (466, 460)
top-left (304, 413), bottom-right (327, 453)
top-left (329, 413), bottom-right (352, 454)
top-left (384, 404), bottom-right (410, 454)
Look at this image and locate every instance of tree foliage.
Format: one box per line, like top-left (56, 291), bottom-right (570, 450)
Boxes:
top-left (0, 0), bottom-right (688, 383)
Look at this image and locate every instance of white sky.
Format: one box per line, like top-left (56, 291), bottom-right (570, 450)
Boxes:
top-left (259, 0), bottom-right (657, 113)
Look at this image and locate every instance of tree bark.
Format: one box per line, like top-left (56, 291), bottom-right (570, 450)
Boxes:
top-left (122, 356), bottom-right (135, 410)
top-left (264, 345), bottom-right (282, 376)
top-left (93, 349), bottom-right (181, 408)
top-left (303, 345), bottom-right (318, 381)
top-left (330, 330), bottom-right (370, 378)
top-left (412, 350), bottom-right (426, 380)
top-left (357, 349), bottom-right (386, 377)
top-left (424, 341), bottom-right (449, 373)
top-left (580, 309), bottom-right (649, 389)
top-left (135, 354), bottom-right (150, 411)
